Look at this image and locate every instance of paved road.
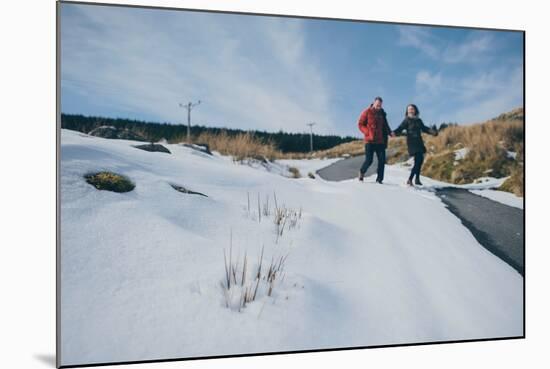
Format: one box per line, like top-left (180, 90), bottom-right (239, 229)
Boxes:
top-left (436, 188), bottom-right (524, 275)
top-left (317, 154), bottom-right (374, 181)
top-left (316, 156), bottom-right (524, 275)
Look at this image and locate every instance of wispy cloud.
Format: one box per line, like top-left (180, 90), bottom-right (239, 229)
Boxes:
top-left (398, 26), bottom-right (495, 64)
top-left (413, 66), bottom-right (523, 124)
top-left (442, 33), bottom-right (494, 63)
top-left (450, 66), bottom-right (523, 123)
top-left (415, 70), bottom-right (443, 95)
top-left (397, 26), bottom-right (440, 59)
top-left (61, 4), bottom-right (338, 134)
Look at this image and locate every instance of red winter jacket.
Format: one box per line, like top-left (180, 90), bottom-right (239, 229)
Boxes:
top-left (357, 105), bottom-right (391, 145)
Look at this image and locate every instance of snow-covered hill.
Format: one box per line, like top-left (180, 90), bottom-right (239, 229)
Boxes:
top-left (59, 129), bottom-right (523, 366)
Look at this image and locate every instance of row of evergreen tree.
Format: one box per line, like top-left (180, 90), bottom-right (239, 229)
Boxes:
top-left (61, 114), bottom-right (357, 153)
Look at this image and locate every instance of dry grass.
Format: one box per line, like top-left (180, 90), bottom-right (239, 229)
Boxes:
top-left (245, 191), bottom-right (303, 243)
top-left (171, 128), bottom-right (362, 161)
top-left (278, 139), bottom-right (365, 160)
top-left (288, 166), bottom-right (301, 178)
top-left (221, 238), bottom-right (288, 311)
top-left (499, 165), bottom-right (524, 196)
top-left (420, 109), bottom-right (523, 189)
top-left (302, 108), bottom-right (525, 166)
top-left (84, 171), bottom-right (135, 193)
top-left (424, 115), bottom-right (523, 157)
top-left (274, 205), bottom-right (302, 243)
top-left (174, 130), bottom-right (282, 161)
top-left (387, 137), bottom-right (410, 164)
top-left (421, 151), bottom-right (456, 182)
top-left (311, 140), bottom-right (365, 158)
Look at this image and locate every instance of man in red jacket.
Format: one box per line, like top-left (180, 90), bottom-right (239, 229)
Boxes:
top-left (357, 96), bottom-right (394, 183)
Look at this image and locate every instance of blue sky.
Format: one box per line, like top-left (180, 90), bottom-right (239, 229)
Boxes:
top-left (60, 3), bottom-right (523, 137)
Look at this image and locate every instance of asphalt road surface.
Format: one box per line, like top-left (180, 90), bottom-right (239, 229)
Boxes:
top-left (316, 156), bottom-right (524, 275)
top-left (436, 188), bottom-right (524, 275)
top-left (316, 154), bottom-right (375, 181)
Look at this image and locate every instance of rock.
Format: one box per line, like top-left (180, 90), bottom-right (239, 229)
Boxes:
top-left (134, 143), bottom-right (171, 154)
top-left (170, 183), bottom-right (207, 197)
top-left (181, 143), bottom-right (212, 156)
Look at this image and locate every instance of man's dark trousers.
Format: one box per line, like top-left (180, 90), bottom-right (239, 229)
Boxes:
top-left (360, 143), bottom-right (386, 182)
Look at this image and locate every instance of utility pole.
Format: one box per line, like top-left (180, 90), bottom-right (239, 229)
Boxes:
top-left (179, 100), bottom-right (201, 142)
top-left (306, 122), bottom-right (316, 152)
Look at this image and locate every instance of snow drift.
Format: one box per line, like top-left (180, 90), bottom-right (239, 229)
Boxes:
top-left (59, 129), bottom-right (523, 366)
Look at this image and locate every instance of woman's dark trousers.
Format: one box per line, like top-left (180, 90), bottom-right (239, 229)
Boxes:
top-left (409, 152), bottom-right (424, 180)
top-left (360, 143), bottom-right (386, 182)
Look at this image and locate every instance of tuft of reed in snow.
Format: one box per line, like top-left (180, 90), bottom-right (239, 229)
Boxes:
top-left (274, 205), bottom-right (302, 243)
top-left (221, 241), bottom-right (288, 312)
top-left (244, 192), bottom-right (303, 242)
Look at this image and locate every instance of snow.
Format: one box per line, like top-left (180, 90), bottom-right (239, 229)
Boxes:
top-left (238, 157), bottom-right (293, 177)
top-left (454, 147), bottom-right (470, 160)
top-left (60, 129), bottom-right (523, 366)
top-left (393, 162), bottom-right (508, 191)
top-left (507, 150), bottom-right (518, 159)
top-left (277, 157), bottom-right (343, 177)
top-left (470, 189), bottom-right (523, 209)
top-left (392, 161), bottom-right (523, 208)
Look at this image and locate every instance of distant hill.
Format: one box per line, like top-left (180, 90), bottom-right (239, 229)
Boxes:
top-left (60, 113), bottom-right (356, 153)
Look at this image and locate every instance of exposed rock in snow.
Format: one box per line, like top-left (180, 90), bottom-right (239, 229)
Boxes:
top-left (181, 143), bottom-right (212, 156)
top-left (134, 143), bottom-right (171, 154)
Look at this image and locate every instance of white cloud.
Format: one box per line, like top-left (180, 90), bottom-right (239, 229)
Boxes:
top-left (397, 26), bottom-right (439, 59)
top-left (415, 70), bottom-right (443, 95)
top-left (412, 66), bottom-right (523, 125)
top-left (398, 26), bottom-right (496, 64)
top-left (60, 4), bottom-right (338, 134)
top-left (450, 66), bottom-right (523, 124)
top-left (442, 34), bottom-right (494, 64)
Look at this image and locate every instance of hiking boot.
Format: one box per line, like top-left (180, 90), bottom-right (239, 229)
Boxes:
top-left (376, 179), bottom-right (383, 184)
top-left (415, 177), bottom-right (423, 186)
top-left (358, 172), bottom-right (364, 181)
top-left (407, 178), bottom-right (414, 186)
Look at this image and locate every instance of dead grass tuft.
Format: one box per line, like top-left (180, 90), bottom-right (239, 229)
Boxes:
top-left (221, 239), bottom-right (288, 311)
top-left (174, 130), bottom-right (281, 162)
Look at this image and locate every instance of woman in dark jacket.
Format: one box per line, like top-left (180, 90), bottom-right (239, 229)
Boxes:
top-left (393, 104), bottom-right (438, 186)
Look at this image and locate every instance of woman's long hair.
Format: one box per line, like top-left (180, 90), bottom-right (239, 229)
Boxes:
top-left (405, 104), bottom-right (420, 118)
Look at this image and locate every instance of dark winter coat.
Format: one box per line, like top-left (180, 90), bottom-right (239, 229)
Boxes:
top-left (393, 117), bottom-right (437, 156)
top-left (357, 105), bottom-right (391, 146)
